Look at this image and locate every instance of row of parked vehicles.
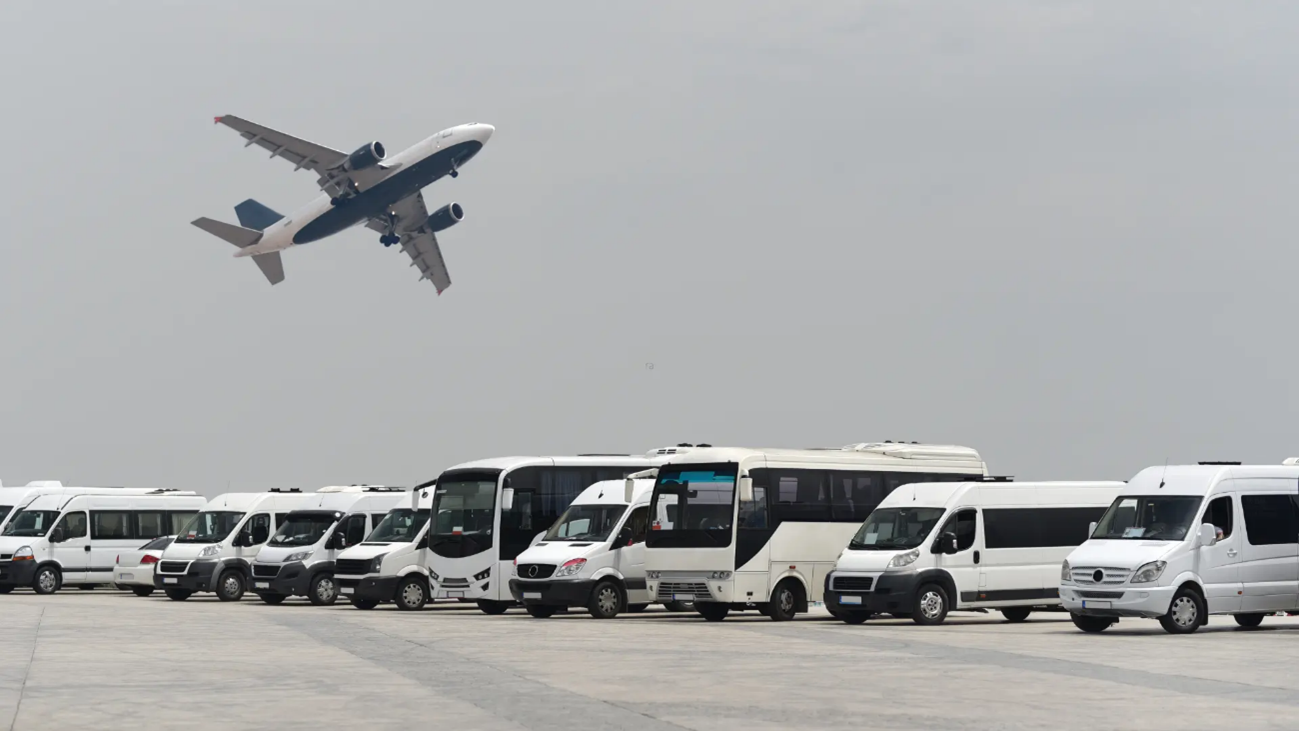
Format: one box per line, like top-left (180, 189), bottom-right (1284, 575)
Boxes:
top-left (2, 445), bottom-right (1297, 634)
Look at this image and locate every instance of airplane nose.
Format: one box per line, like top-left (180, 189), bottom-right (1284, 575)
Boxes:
top-left (479, 124), bottom-right (494, 142)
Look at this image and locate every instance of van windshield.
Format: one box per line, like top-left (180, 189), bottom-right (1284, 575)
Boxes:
top-left (545, 504), bottom-right (626, 542)
top-left (270, 514), bottom-right (337, 547)
top-left (367, 509), bottom-right (430, 543)
top-left (175, 511), bottom-right (245, 544)
top-left (2, 510), bottom-right (60, 537)
top-left (1091, 496), bottom-right (1204, 541)
top-left (849, 507), bottom-right (947, 550)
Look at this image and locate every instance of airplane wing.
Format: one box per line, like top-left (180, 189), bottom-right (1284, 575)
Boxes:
top-left (365, 192), bottom-right (452, 293)
top-left (214, 115), bottom-right (392, 198)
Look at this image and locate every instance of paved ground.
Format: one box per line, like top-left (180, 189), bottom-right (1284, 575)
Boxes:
top-left (4, 591), bottom-right (1299, 731)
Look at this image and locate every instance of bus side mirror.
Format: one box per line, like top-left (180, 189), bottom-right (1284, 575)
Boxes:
top-left (624, 478), bottom-right (635, 504)
top-left (1089, 521), bottom-right (1097, 536)
top-left (501, 488), bottom-right (515, 511)
top-left (738, 476), bottom-right (754, 504)
top-left (1198, 523), bottom-right (1216, 547)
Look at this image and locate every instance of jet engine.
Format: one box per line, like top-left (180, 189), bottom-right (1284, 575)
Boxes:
top-left (344, 142), bottom-right (386, 171)
top-left (426, 203), bottom-right (464, 232)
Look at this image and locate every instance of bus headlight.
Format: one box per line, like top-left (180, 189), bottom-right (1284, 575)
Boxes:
top-left (1131, 560), bottom-right (1166, 584)
top-left (708, 571), bottom-right (731, 580)
top-left (887, 549), bottom-right (920, 569)
top-left (646, 571), bottom-right (660, 579)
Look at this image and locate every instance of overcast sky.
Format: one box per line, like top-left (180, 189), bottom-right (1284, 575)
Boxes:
top-left (1, 2), bottom-right (1296, 496)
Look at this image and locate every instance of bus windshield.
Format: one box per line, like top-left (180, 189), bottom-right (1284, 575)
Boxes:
top-left (429, 470), bottom-right (498, 558)
top-left (849, 507), bottom-right (947, 550)
top-left (2, 510), bottom-right (60, 537)
top-left (647, 463), bottom-right (737, 548)
top-left (367, 508), bottom-right (430, 543)
top-left (544, 504), bottom-right (626, 542)
top-left (175, 511), bottom-right (245, 544)
top-left (1091, 496), bottom-right (1203, 541)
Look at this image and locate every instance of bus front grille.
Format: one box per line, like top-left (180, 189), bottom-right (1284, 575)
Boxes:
top-left (656, 581), bottom-right (711, 601)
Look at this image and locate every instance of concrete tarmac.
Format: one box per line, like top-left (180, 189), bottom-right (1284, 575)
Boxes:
top-left (3, 590), bottom-right (1299, 730)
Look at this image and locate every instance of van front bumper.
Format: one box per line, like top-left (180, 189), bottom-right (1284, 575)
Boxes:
top-left (0, 560), bottom-right (37, 587)
top-left (1059, 584), bottom-right (1173, 618)
top-left (509, 578), bottom-right (596, 607)
top-left (823, 571), bottom-right (921, 615)
top-left (249, 561), bottom-right (314, 597)
top-left (338, 575), bottom-right (399, 602)
top-left (153, 560), bottom-right (219, 592)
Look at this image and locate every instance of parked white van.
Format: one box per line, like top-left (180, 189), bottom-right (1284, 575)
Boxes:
top-left (0, 492), bottom-right (205, 594)
top-left (336, 481), bottom-right (436, 610)
top-left (0, 482), bottom-right (181, 535)
top-left (508, 473), bottom-right (660, 619)
top-left (824, 478), bottom-right (1125, 625)
top-left (250, 486), bottom-right (406, 605)
top-left (154, 488), bottom-right (317, 601)
top-left (1061, 462), bottom-right (1299, 634)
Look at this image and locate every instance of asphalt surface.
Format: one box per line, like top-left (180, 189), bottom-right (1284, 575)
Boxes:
top-left (3, 591), bottom-right (1299, 730)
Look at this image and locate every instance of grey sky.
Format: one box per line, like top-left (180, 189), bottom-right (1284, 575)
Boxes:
top-left (2, 2), bottom-right (1296, 496)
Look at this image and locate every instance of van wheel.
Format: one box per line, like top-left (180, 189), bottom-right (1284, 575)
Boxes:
top-left (589, 580), bottom-right (625, 619)
top-left (839, 611), bottom-right (872, 625)
top-left (695, 602), bottom-right (730, 621)
top-left (1158, 587), bottom-right (1205, 634)
top-left (131, 587), bottom-right (154, 597)
top-left (912, 584), bottom-right (949, 625)
top-left (350, 598), bottom-right (379, 610)
top-left (309, 574), bottom-right (338, 606)
top-left (216, 570), bottom-right (245, 602)
top-left (257, 593), bottom-right (286, 605)
top-left (626, 603), bottom-right (649, 613)
top-left (394, 576), bottom-right (428, 611)
top-left (767, 580), bottom-right (800, 621)
top-left (0, 585), bottom-right (12, 594)
top-left (1001, 607), bottom-right (1032, 623)
top-left (33, 566), bottom-right (61, 595)
top-left (164, 588), bottom-right (192, 601)
top-left (477, 600), bottom-right (510, 615)
top-left (1235, 613), bottom-right (1265, 629)
top-left (663, 601), bottom-right (692, 612)
top-left (526, 604), bottom-right (558, 618)
top-left (1071, 613), bottom-right (1115, 633)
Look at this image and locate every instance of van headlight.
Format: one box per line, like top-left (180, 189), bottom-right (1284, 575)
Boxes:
top-left (887, 548), bottom-right (920, 569)
top-left (369, 555), bottom-right (387, 573)
top-left (286, 550), bottom-right (314, 563)
top-left (1131, 560), bottom-right (1166, 584)
top-left (12, 546), bottom-right (33, 561)
top-left (199, 545), bottom-right (220, 558)
top-left (1061, 560), bottom-right (1071, 582)
top-left (554, 558), bottom-right (587, 578)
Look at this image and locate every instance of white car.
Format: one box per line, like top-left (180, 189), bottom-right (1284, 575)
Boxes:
top-left (113, 536), bottom-right (176, 597)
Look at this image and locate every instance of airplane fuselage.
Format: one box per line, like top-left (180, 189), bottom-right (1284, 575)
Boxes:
top-left (234, 123), bottom-right (492, 258)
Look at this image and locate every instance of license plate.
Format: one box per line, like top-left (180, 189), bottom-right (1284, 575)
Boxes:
top-left (120, 573), bottom-right (134, 581)
top-left (447, 591), bottom-right (464, 598)
top-left (254, 581), bottom-right (269, 589)
top-left (839, 595), bottom-right (862, 605)
top-left (1083, 600), bottom-right (1111, 609)
top-left (163, 577), bottom-right (178, 584)
top-left (340, 587), bottom-right (353, 595)
top-left (673, 594), bottom-right (695, 601)
top-left (523, 592), bottom-right (542, 600)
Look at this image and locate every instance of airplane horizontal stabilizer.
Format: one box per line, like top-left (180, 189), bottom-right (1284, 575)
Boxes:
top-left (191, 217), bottom-right (262, 248)
top-left (252, 252), bottom-right (285, 285)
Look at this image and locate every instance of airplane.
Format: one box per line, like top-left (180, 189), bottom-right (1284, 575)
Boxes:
top-left (191, 116), bottom-right (494, 293)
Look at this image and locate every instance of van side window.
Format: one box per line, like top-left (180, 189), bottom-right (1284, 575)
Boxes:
top-left (343, 515), bottom-right (367, 546)
top-left (1205, 496), bottom-right (1233, 540)
top-left (56, 511), bottom-right (88, 539)
top-left (938, 509), bottom-right (977, 552)
top-left (627, 506), bottom-right (649, 544)
top-left (91, 511), bottom-right (132, 540)
top-left (1241, 495), bottom-right (1297, 546)
top-left (248, 513), bottom-right (271, 544)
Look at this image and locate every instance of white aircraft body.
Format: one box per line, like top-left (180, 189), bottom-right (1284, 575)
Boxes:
top-left (192, 116), bottom-right (494, 293)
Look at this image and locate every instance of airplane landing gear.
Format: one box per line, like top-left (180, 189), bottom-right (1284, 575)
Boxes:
top-left (330, 197), bottom-right (342, 206)
top-left (380, 234), bottom-right (400, 247)
top-left (448, 158), bottom-right (460, 179)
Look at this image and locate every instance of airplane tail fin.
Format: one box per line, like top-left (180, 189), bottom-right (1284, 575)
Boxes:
top-left (190, 216), bottom-right (284, 285)
top-left (234, 199), bottom-right (284, 231)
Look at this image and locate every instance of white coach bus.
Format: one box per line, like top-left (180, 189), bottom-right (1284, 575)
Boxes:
top-left (426, 450), bottom-right (685, 614)
top-left (644, 442), bottom-right (988, 621)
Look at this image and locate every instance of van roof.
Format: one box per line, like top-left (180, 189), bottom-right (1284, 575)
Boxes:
top-left (1124, 464), bottom-right (1299, 496)
top-left (651, 443), bottom-right (986, 471)
top-left (879, 480), bottom-right (1127, 509)
top-left (199, 492), bottom-right (319, 512)
top-left (288, 490), bottom-right (407, 514)
top-left (24, 493), bottom-right (207, 512)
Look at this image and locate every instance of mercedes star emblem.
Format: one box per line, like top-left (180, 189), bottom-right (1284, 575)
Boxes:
top-left (527, 565), bottom-right (539, 578)
top-left (1092, 569), bottom-right (1104, 583)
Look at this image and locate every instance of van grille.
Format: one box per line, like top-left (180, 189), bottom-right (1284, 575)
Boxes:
top-left (158, 561), bottom-right (190, 575)
top-left (336, 559), bottom-right (371, 576)
top-left (1077, 590), bottom-right (1125, 599)
top-left (656, 581), bottom-right (711, 601)
top-left (0, 554), bottom-right (11, 561)
top-left (832, 576), bottom-right (874, 592)
top-left (251, 564), bottom-right (281, 578)
top-left (515, 564), bottom-right (555, 580)
top-left (1071, 567), bottom-right (1130, 585)
top-left (440, 577), bottom-right (470, 588)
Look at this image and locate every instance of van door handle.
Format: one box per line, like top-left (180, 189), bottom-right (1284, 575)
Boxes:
top-left (84, 546), bottom-right (91, 552)
top-left (1227, 549), bottom-right (1238, 557)
top-left (973, 550), bottom-right (980, 565)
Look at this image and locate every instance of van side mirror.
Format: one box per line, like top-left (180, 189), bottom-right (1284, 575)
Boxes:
top-left (501, 487), bottom-right (515, 511)
top-left (417, 533), bottom-right (430, 550)
top-left (933, 531), bottom-right (958, 554)
top-left (1198, 522), bottom-right (1217, 547)
top-left (1088, 521), bottom-right (1097, 536)
top-left (738, 476), bottom-right (754, 504)
top-left (49, 528), bottom-right (65, 544)
top-left (615, 526), bottom-right (633, 547)
top-left (624, 478), bottom-right (635, 504)
top-left (530, 531), bottom-right (546, 547)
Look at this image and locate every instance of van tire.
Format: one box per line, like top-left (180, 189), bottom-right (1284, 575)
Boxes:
top-left (0, 585), bottom-right (12, 594)
top-left (164, 588), bottom-right (192, 601)
top-left (1234, 613), bottom-right (1265, 629)
top-left (695, 602), bottom-right (729, 621)
top-left (33, 566), bottom-right (61, 595)
top-left (526, 604), bottom-right (558, 618)
top-left (626, 603), bottom-right (649, 613)
top-left (477, 600), bottom-right (510, 615)
top-left (588, 580), bottom-right (624, 619)
top-left (216, 570), bottom-right (245, 602)
top-left (350, 598), bottom-right (379, 610)
top-left (1158, 586), bottom-right (1205, 634)
top-left (663, 601), bottom-right (692, 612)
top-left (912, 584), bottom-right (949, 625)
top-left (394, 576), bottom-right (428, 611)
top-left (308, 574), bottom-right (338, 606)
top-left (767, 580), bottom-right (800, 621)
top-left (839, 611), bottom-right (871, 625)
top-left (1001, 607), bottom-right (1032, 623)
top-left (1070, 613), bottom-right (1115, 633)
top-left (131, 587), bottom-right (154, 597)
top-left (258, 593), bottom-right (286, 605)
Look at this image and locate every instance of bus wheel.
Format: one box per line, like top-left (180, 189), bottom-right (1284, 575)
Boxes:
top-left (912, 584), bottom-right (949, 625)
top-left (1001, 607), bottom-right (1032, 623)
top-left (767, 581), bottom-right (799, 621)
top-left (695, 602), bottom-right (729, 621)
top-left (526, 604), bottom-right (557, 618)
top-left (477, 600), bottom-right (510, 615)
top-left (395, 576), bottom-right (428, 611)
top-left (33, 566), bottom-right (61, 595)
top-left (588, 580), bottom-right (624, 619)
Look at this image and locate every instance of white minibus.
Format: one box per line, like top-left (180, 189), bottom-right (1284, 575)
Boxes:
top-left (427, 451), bottom-right (683, 614)
top-left (250, 486), bottom-right (406, 605)
top-left (824, 478), bottom-right (1124, 624)
top-left (508, 472), bottom-right (665, 619)
top-left (1062, 462), bottom-right (1299, 634)
top-left (0, 482), bottom-right (183, 535)
top-left (336, 481), bottom-right (436, 610)
top-left (645, 442), bottom-right (989, 621)
top-left (0, 491), bottom-right (205, 594)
